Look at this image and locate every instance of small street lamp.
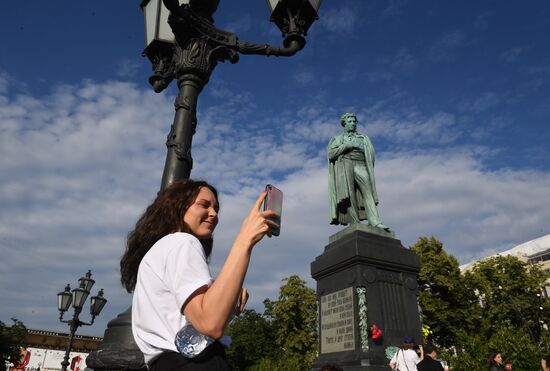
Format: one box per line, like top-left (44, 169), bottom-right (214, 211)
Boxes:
top-left (57, 271), bottom-right (107, 371)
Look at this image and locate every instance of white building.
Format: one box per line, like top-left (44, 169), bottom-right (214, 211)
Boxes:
top-left (460, 234), bottom-right (550, 296)
top-left (5, 328), bottom-right (101, 371)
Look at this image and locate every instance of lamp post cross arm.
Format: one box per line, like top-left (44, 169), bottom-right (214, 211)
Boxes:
top-left (167, 2), bottom-right (306, 57)
top-left (236, 37), bottom-right (304, 57)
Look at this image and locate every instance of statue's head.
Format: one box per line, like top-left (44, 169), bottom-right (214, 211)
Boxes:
top-left (340, 113), bottom-right (358, 127)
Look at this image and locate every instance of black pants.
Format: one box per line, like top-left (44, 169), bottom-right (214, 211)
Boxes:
top-left (149, 342), bottom-right (231, 371)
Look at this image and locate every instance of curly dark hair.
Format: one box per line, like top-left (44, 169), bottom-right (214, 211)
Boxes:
top-left (120, 179), bottom-right (218, 292)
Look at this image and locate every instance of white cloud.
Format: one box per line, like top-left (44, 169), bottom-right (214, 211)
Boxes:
top-left (500, 46), bottom-right (530, 63)
top-left (223, 14), bottom-right (252, 34)
top-left (0, 79), bottom-right (174, 333)
top-left (474, 11), bottom-right (493, 31)
top-left (429, 30), bottom-right (467, 61)
top-left (439, 30), bottom-right (466, 48)
top-left (1, 77), bottom-right (549, 336)
top-left (116, 59), bottom-right (143, 78)
top-left (526, 64), bottom-right (550, 77)
top-left (459, 91), bottom-right (500, 113)
top-left (319, 7), bottom-right (357, 34)
top-left (381, 0), bottom-right (409, 19)
top-left (365, 71), bottom-right (393, 83)
top-left (366, 111), bottom-right (460, 144)
top-left (392, 48), bottom-right (416, 71)
top-left (339, 65), bottom-right (359, 82)
top-left (292, 68), bottom-right (316, 86)
top-left (0, 72), bottom-right (9, 94)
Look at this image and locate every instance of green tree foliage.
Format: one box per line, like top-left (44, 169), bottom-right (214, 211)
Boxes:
top-left (487, 326), bottom-right (539, 371)
top-left (451, 327), bottom-right (539, 371)
top-left (412, 237), bottom-right (550, 370)
top-left (463, 255), bottom-right (550, 343)
top-left (225, 309), bottom-right (279, 371)
top-left (224, 275), bottom-right (318, 370)
top-left (263, 275), bottom-right (318, 371)
top-left (449, 333), bottom-right (488, 371)
top-left (540, 329), bottom-right (550, 360)
top-left (411, 237), bottom-right (469, 347)
top-left (0, 318), bottom-right (27, 371)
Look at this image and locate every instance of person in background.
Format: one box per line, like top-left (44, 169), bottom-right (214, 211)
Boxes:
top-left (417, 344), bottom-right (443, 371)
top-left (487, 352), bottom-right (505, 371)
top-left (10, 347), bottom-right (30, 371)
top-left (541, 355), bottom-right (549, 371)
top-left (389, 336), bottom-right (423, 371)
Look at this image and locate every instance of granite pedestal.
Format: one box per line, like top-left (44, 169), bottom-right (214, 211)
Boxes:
top-left (310, 225), bottom-right (422, 371)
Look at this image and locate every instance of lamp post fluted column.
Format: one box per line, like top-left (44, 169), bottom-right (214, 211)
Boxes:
top-left (158, 20), bottom-right (234, 188)
top-left (60, 309), bottom-right (81, 371)
top-left (160, 76), bottom-right (200, 187)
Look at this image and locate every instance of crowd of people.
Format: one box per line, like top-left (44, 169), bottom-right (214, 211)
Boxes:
top-left (387, 337), bottom-right (550, 371)
top-left (389, 337), bottom-right (448, 371)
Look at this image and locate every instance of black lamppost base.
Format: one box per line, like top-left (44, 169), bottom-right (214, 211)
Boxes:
top-left (86, 307), bottom-right (146, 371)
top-left (310, 227), bottom-right (422, 370)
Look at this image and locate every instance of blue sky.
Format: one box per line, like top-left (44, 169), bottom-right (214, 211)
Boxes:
top-left (1, 1), bottom-right (549, 337)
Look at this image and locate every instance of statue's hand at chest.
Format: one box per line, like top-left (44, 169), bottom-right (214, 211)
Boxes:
top-left (343, 133), bottom-right (363, 150)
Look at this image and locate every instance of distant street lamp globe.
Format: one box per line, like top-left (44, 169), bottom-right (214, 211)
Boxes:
top-left (57, 284), bottom-right (72, 312)
top-left (90, 289), bottom-right (108, 317)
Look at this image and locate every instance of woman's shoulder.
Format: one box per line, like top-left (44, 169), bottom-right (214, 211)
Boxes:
top-left (160, 232), bottom-right (200, 244)
top-left (147, 232), bottom-right (203, 258)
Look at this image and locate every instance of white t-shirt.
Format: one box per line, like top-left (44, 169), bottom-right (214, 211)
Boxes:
top-left (390, 348), bottom-right (420, 371)
top-left (131, 232), bottom-right (213, 366)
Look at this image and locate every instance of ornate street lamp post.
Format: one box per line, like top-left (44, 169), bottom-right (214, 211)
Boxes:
top-left (143, 0), bottom-right (322, 189)
top-left (87, 2), bottom-right (322, 370)
top-left (57, 271), bottom-right (107, 371)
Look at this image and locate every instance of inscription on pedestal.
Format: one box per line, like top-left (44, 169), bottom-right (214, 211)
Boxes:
top-left (320, 287), bottom-right (355, 354)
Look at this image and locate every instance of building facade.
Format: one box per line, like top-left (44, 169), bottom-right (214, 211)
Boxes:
top-left (460, 234), bottom-right (550, 297)
top-left (6, 329), bottom-right (102, 371)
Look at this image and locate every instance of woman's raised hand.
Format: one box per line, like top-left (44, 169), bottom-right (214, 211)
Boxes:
top-left (235, 191), bottom-right (280, 249)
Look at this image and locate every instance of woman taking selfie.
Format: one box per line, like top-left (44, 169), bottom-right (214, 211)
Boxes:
top-left (120, 180), bottom-right (279, 370)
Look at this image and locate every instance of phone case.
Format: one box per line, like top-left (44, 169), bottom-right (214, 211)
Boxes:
top-left (263, 184), bottom-right (283, 236)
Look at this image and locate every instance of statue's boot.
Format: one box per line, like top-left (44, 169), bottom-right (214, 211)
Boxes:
top-left (375, 223), bottom-right (391, 231)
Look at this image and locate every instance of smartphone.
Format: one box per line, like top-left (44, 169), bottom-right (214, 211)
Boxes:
top-left (263, 184), bottom-right (283, 236)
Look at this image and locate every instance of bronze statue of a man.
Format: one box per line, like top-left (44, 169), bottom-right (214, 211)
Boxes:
top-left (328, 113), bottom-right (390, 230)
